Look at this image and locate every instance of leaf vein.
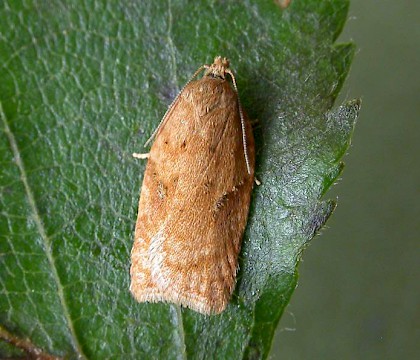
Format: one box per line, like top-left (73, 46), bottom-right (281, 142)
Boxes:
top-left (0, 102), bottom-right (87, 359)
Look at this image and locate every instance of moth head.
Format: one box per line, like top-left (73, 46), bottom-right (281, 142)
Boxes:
top-left (205, 56), bottom-right (230, 79)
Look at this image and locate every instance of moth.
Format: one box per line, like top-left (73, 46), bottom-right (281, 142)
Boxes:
top-left (130, 56), bottom-right (255, 315)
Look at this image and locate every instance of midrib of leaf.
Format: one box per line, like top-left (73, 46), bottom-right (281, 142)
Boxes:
top-left (0, 103), bottom-right (86, 359)
top-left (161, 3), bottom-right (190, 358)
top-left (171, 305), bottom-right (187, 359)
top-left (167, 0), bottom-right (179, 87)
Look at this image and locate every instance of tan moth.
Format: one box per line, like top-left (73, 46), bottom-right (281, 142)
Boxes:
top-left (130, 56), bottom-right (255, 315)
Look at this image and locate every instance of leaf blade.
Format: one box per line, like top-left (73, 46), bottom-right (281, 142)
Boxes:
top-left (0, 1), bottom-right (359, 359)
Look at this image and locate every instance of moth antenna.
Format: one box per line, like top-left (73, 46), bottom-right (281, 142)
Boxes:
top-left (144, 65), bottom-right (208, 147)
top-left (226, 69), bottom-right (252, 175)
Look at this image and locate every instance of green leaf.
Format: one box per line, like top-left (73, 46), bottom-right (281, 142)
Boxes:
top-left (0, 0), bottom-right (360, 359)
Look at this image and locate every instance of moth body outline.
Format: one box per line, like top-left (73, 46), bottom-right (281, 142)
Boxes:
top-left (130, 56), bottom-right (255, 315)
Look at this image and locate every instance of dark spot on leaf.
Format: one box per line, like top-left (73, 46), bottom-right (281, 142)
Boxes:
top-left (159, 83), bottom-right (179, 105)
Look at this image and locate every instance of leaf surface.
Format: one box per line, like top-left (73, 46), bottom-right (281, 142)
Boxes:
top-left (0, 0), bottom-right (359, 358)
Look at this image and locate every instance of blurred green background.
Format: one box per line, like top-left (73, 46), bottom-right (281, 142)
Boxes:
top-left (271, 0), bottom-right (419, 359)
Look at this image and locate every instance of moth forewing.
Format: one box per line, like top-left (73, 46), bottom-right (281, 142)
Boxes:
top-left (130, 56), bottom-right (255, 315)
